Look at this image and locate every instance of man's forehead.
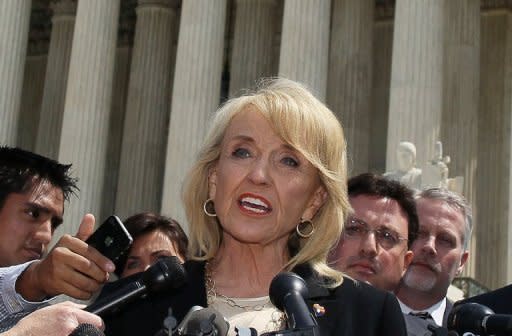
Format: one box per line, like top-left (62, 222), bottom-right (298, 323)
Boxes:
top-left (417, 198), bottom-right (464, 231)
top-left (350, 194), bottom-right (405, 215)
top-left (349, 194), bottom-right (409, 230)
top-left (26, 181), bottom-right (65, 214)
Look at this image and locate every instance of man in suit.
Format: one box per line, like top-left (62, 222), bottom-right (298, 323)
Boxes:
top-left (395, 188), bottom-right (472, 336)
top-left (329, 173), bottom-right (418, 292)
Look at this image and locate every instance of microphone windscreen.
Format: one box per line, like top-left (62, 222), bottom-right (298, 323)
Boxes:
top-left (447, 302), bottom-right (494, 334)
top-left (69, 323), bottom-right (104, 336)
top-left (143, 256), bottom-right (187, 292)
top-left (269, 272), bottom-right (308, 311)
top-left (178, 306), bottom-right (229, 336)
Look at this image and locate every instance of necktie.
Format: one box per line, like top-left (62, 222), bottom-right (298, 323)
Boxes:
top-left (409, 311), bottom-right (433, 320)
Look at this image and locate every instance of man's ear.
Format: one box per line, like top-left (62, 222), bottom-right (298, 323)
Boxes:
top-left (302, 186), bottom-right (328, 220)
top-left (403, 250), bottom-right (414, 273)
top-left (456, 251), bottom-right (469, 275)
top-left (208, 166), bottom-right (218, 200)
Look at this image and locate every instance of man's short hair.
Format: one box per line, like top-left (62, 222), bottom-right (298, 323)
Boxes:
top-left (416, 188), bottom-right (473, 250)
top-left (0, 146), bottom-right (78, 209)
top-left (348, 173), bottom-right (419, 247)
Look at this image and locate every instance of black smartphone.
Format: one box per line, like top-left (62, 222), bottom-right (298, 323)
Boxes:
top-left (86, 215), bottom-right (133, 262)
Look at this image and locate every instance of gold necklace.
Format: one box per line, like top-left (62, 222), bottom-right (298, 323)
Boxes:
top-left (205, 261), bottom-right (270, 312)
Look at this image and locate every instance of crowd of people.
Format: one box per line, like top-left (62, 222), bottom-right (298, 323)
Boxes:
top-left (0, 78), bottom-right (509, 336)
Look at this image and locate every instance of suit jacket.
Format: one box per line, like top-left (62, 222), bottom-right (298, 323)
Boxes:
top-left (102, 261), bottom-right (407, 336)
top-left (403, 299), bottom-right (453, 336)
top-left (455, 284), bottom-right (512, 314)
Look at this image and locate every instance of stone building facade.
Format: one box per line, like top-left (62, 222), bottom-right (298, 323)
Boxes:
top-left (0, 0), bottom-right (510, 290)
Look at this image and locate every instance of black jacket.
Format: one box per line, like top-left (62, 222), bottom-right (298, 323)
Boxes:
top-left (455, 284), bottom-right (512, 314)
top-left (103, 261), bottom-right (406, 336)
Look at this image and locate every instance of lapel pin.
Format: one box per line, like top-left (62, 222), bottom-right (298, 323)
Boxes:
top-left (313, 303), bottom-right (326, 317)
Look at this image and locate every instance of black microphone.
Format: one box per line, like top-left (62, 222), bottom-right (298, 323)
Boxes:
top-left (69, 323), bottom-right (104, 336)
top-left (268, 272), bottom-right (319, 334)
top-left (448, 302), bottom-right (512, 335)
top-left (85, 256), bottom-right (186, 316)
top-left (176, 306), bottom-right (229, 336)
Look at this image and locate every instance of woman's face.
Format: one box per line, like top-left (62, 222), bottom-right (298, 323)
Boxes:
top-left (208, 108), bottom-right (327, 247)
top-left (121, 230), bottom-right (184, 278)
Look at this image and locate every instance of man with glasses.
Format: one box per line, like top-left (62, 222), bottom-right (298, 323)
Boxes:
top-left (329, 173), bottom-right (418, 292)
top-left (395, 188), bottom-right (471, 335)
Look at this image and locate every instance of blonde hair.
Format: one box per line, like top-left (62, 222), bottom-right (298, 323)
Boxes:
top-left (182, 78), bottom-right (349, 284)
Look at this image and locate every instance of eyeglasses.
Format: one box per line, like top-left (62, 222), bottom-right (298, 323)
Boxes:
top-left (343, 217), bottom-right (408, 250)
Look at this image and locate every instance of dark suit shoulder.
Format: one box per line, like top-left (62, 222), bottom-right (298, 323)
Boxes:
top-left (311, 277), bottom-right (407, 336)
top-left (456, 284), bottom-right (512, 314)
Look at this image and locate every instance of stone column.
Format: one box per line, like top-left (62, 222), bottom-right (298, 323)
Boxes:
top-left (161, 0), bottom-right (227, 227)
top-left (58, 0), bottom-right (120, 232)
top-left (369, 7), bottom-right (394, 174)
top-left (477, 9), bottom-right (512, 289)
top-left (18, 45), bottom-right (48, 151)
top-left (278, 0), bottom-right (330, 101)
top-left (115, 0), bottom-right (178, 219)
top-left (441, 0), bottom-right (480, 279)
top-left (36, 0), bottom-right (77, 158)
top-left (386, 0), bottom-right (445, 170)
top-left (327, 0), bottom-right (374, 175)
top-left (100, 36), bottom-right (133, 220)
top-left (0, 1), bottom-right (31, 145)
top-left (228, 0), bottom-right (277, 97)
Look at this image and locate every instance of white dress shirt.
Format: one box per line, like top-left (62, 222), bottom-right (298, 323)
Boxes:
top-left (398, 296), bottom-right (447, 327)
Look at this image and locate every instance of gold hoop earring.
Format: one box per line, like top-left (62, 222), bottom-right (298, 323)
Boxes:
top-left (296, 218), bottom-right (315, 238)
top-left (203, 199), bottom-right (217, 217)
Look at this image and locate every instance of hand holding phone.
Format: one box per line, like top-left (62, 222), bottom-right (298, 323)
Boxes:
top-left (17, 214), bottom-right (120, 301)
top-left (86, 215), bottom-right (133, 262)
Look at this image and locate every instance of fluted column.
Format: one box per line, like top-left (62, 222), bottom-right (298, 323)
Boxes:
top-left (327, 0), bottom-right (374, 175)
top-left (115, 0), bottom-right (178, 219)
top-left (58, 1), bottom-right (120, 232)
top-left (386, 0), bottom-right (445, 170)
top-left (0, 1), bottom-right (31, 145)
top-left (477, 10), bottom-right (512, 289)
top-left (228, 0), bottom-right (277, 97)
top-left (161, 0), bottom-right (227, 227)
top-left (278, 0), bottom-right (330, 100)
top-left (441, 0), bottom-right (480, 279)
top-left (369, 10), bottom-right (393, 173)
top-left (36, 0), bottom-right (77, 158)
top-left (18, 45), bottom-right (48, 151)
top-left (100, 37), bottom-right (133, 220)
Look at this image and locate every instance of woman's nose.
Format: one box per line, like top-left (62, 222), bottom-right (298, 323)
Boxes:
top-left (247, 158), bottom-right (270, 184)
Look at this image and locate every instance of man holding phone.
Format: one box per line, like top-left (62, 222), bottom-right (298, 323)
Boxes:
top-left (0, 147), bottom-right (114, 332)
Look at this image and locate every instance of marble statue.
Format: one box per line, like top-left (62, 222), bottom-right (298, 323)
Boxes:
top-left (384, 141), bottom-right (422, 190)
top-left (423, 141), bottom-right (464, 194)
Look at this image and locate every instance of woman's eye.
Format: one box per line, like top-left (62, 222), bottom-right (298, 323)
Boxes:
top-left (232, 148), bottom-right (250, 158)
top-left (281, 156), bottom-right (298, 167)
top-left (126, 261), bottom-right (140, 270)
